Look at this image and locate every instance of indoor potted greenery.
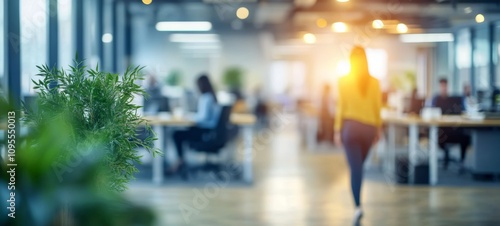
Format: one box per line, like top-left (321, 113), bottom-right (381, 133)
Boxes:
top-left (165, 69), bottom-right (183, 87)
top-left (222, 67), bottom-right (244, 92)
top-left (24, 61), bottom-right (160, 192)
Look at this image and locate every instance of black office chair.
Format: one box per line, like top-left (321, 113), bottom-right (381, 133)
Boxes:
top-left (185, 105), bottom-right (232, 179)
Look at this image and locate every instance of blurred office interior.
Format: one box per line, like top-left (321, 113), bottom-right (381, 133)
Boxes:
top-left (2, 0), bottom-right (500, 225)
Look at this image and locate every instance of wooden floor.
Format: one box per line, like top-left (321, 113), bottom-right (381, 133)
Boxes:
top-left (127, 122), bottom-right (500, 226)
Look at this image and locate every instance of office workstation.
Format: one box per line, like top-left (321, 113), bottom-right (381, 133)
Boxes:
top-left (2, 0), bottom-right (500, 225)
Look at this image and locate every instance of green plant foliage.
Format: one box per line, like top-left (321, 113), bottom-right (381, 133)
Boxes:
top-left (0, 115), bottom-right (156, 226)
top-left (165, 69), bottom-right (183, 86)
top-left (222, 67), bottom-right (244, 90)
top-left (389, 70), bottom-right (416, 93)
top-left (24, 61), bottom-right (160, 192)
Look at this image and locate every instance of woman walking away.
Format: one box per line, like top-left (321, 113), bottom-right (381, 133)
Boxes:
top-left (334, 46), bottom-right (382, 223)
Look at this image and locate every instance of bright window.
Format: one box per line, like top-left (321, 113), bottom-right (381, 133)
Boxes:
top-left (20, 0), bottom-right (47, 94)
top-left (58, 0), bottom-right (73, 68)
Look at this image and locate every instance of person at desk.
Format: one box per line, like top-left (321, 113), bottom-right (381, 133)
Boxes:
top-left (431, 78), bottom-right (470, 171)
top-left (170, 74), bottom-right (221, 172)
top-left (334, 46), bottom-right (382, 222)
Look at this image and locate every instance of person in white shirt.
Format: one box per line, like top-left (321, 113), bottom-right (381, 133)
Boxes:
top-left (170, 74), bottom-right (221, 173)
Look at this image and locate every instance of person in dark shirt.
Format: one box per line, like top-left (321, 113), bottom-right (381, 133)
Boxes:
top-left (431, 78), bottom-right (470, 171)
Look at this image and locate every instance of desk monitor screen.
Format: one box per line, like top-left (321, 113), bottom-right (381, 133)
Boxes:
top-left (434, 96), bottom-right (463, 115)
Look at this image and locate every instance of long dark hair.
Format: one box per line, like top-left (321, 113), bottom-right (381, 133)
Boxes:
top-left (349, 46), bottom-right (370, 96)
top-left (197, 74), bottom-right (218, 103)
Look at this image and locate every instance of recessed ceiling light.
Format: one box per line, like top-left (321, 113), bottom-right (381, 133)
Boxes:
top-left (236, 7), bottom-right (250, 20)
top-left (316, 18), bottom-right (327, 28)
top-left (303, 33), bottom-right (316, 44)
top-left (476, 14), bottom-right (485, 23)
top-left (372, 20), bottom-right (384, 29)
top-left (142, 0), bottom-right (152, 5)
top-left (337, 0), bottom-right (349, 2)
top-left (332, 22), bottom-right (348, 33)
top-left (102, 33), bottom-right (113, 43)
top-left (397, 23), bottom-right (408, 33)
top-left (156, 21), bottom-right (212, 31)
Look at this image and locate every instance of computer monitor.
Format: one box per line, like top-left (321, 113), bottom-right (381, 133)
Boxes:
top-left (434, 96), bottom-right (463, 115)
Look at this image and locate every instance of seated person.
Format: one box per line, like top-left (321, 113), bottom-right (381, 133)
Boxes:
top-left (170, 74), bottom-right (221, 172)
top-left (431, 78), bottom-right (470, 170)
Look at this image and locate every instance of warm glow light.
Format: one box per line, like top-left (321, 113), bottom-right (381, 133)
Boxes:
top-left (476, 14), bottom-right (485, 23)
top-left (156, 21), bottom-right (212, 31)
top-left (142, 0), bottom-right (152, 5)
top-left (372, 20), bottom-right (384, 29)
top-left (332, 22), bottom-right (348, 33)
top-left (337, 0), bottom-right (349, 2)
top-left (316, 18), bottom-right (327, 28)
top-left (236, 7), bottom-right (250, 20)
top-left (336, 60), bottom-right (350, 76)
top-left (397, 23), bottom-right (408, 33)
top-left (303, 33), bottom-right (316, 44)
top-left (102, 33), bottom-right (113, 43)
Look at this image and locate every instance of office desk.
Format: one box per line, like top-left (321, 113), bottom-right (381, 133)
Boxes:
top-left (143, 113), bottom-right (257, 184)
top-left (384, 115), bottom-right (500, 185)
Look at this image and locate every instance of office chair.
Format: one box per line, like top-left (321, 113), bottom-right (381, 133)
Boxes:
top-left (185, 105), bottom-right (233, 180)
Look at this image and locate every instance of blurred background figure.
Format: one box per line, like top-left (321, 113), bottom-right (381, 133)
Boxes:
top-left (317, 84), bottom-right (335, 144)
top-left (334, 46), bottom-right (382, 223)
top-left (171, 74), bottom-right (221, 174)
top-left (143, 74), bottom-right (162, 114)
top-left (430, 78), bottom-right (470, 172)
top-left (463, 84), bottom-right (478, 112)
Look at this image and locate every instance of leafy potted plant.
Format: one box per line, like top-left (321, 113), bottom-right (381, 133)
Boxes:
top-left (0, 110), bottom-right (156, 226)
top-left (24, 61), bottom-right (160, 192)
top-left (222, 67), bottom-right (244, 92)
top-left (165, 69), bottom-right (183, 87)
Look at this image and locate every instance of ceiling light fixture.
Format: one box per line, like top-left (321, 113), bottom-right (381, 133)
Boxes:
top-left (236, 7), bottom-right (250, 20)
top-left (372, 20), bottom-right (384, 29)
top-left (476, 14), bottom-right (485, 23)
top-left (337, 0), bottom-right (349, 2)
top-left (169, 34), bottom-right (220, 43)
top-left (316, 18), bottom-right (327, 28)
top-left (102, 33), bottom-right (113, 43)
top-left (142, 0), bottom-right (152, 5)
top-left (332, 22), bottom-right (348, 33)
top-left (464, 7), bottom-right (472, 14)
top-left (303, 33), bottom-right (316, 44)
top-left (156, 21), bottom-right (212, 31)
top-left (397, 23), bottom-right (408, 33)
top-left (399, 33), bottom-right (454, 43)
